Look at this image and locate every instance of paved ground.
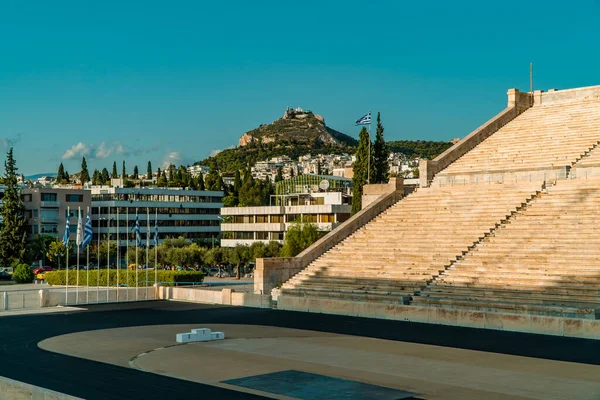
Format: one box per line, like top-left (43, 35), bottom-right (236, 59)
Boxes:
top-left (39, 323), bottom-right (600, 399)
top-left (2, 301), bottom-right (600, 400)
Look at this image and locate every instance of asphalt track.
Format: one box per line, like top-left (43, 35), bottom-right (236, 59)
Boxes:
top-left (2, 301), bottom-right (600, 400)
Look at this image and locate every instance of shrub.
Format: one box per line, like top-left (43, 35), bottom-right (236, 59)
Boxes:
top-left (13, 263), bottom-right (34, 284)
top-left (44, 269), bottom-right (204, 287)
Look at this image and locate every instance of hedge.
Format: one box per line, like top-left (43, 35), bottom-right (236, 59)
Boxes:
top-left (44, 270), bottom-right (204, 287)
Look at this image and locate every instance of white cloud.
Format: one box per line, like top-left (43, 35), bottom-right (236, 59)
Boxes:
top-left (0, 133), bottom-right (23, 151)
top-left (61, 142), bottom-right (90, 160)
top-left (209, 149), bottom-right (222, 157)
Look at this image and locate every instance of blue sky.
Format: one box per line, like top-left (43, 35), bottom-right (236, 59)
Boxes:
top-left (1, 1), bottom-right (600, 175)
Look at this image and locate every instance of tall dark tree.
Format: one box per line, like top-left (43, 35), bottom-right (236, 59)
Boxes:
top-left (233, 170), bottom-right (242, 197)
top-left (372, 112), bottom-right (390, 183)
top-left (317, 160), bottom-right (322, 175)
top-left (64, 171), bottom-right (70, 183)
top-left (197, 171), bottom-right (205, 191)
top-left (133, 165), bottom-right (139, 180)
top-left (275, 167), bottom-right (283, 182)
top-left (122, 160), bottom-right (126, 179)
top-left (57, 163), bottom-right (65, 184)
top-left (101, 168), bottom-right (110, 184)
top-left (92, 169), bottom-right (101, 185)
top-left (156, 167), bottom-right (161, 180)
top-left (351, 127), bottom-right (372, 214)
top-left (0, 148), bottom-right (27, 266)
top-left (147, 161), bottom-right (152, 180)
top-left (111, 161), bottom-right (118, 178)
top-left (80, 156), bottom-right (90, 185)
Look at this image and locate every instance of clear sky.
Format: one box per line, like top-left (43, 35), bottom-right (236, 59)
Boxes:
top-left (1, 0), bottom-right (600, 175)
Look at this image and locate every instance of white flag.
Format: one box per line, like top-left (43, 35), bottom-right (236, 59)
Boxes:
top-left (76, 208), bottom-right (83, 247)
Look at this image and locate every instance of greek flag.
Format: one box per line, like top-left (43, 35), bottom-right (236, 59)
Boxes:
top-left (154, 219), bottom-right (159, 246)
top-left (75, 209), bottom-right (83, 247)
top-left (355, 112), bottom-right (372, 125)
top-left (81, 209), bottom-right (93, 248)
top-left (135, 211), bottom-right (141, 247)
top-left (62, 212), bottom-right (70, 247)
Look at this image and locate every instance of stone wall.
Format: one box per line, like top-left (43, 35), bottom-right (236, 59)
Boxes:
top-left (419, 89), bottom-right (533, 187)
top-left (0, 376), bottom-right (81, 400)
top-left (157, 286), bottom-right (271, 308)
top-left (254, 179), bottom-right (405, 295)
top-left (277, 296), bottom-right (600, 340)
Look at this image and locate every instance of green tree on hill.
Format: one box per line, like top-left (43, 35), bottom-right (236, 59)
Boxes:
top-left (351, 127), bottom-right (372, 214)
top-left (133, 165), bottom-right (139, 180)
top-left (147, 161), bottom-right (152, 180)
top-left (80, 156), bottom-right (90, 185)
top-left (0, 148), bottom-right (27, 267)
top-left (111, 161), bottom-right (118, 178)
top-left (372, 112), bottom-right (390, 184)
top-left (57, 162), bottom-right (65, 184)
top-left (101, 168), bottom-right (110, 184)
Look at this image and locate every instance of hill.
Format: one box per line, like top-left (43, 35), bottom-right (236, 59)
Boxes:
top-left (197, 107), bottom-right (357, 173)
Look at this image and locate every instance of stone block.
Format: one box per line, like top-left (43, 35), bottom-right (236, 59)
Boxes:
top-left (191, 328), bottom-right (212, 341)
top-left (176, 332), bottom-right (197, 343)
top-left (210, 332), bottom-right (225, 340)
top-left (221, 288), bottom-right (233, 305)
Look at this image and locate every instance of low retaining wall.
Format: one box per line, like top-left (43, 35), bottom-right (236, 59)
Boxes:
top-left (41, 286), bottom-right (157, 307)
top-left (158, 286), bottom-right (271, 308)
top-left (0, 375), bottom-right (81, 400)
top-left (277, 296), bottom-right (600, 340)
top-left (254, 179), bottom-right (404, 295)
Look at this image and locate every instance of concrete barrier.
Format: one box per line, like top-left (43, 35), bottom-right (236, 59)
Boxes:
top-left (41, 286), bottom-right (156, 307)
top-left (0, 375), bottom-right (81, 400)
top-left (277, 295), bottom-right (600, 340)
top-left (157, 286), bottom-right (271, 309)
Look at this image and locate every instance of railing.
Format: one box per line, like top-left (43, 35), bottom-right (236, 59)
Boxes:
top-left (40, 200), bottom-right (60, 207)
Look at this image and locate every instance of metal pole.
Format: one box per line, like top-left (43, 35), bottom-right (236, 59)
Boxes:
top-left (117, 206), bottom-right (120, 302)
top-left (76, 207), bottom-right (80, 305)
top-left (135, 208), bottom-right (138, 301)
top-left (107, 207), bottom-right (110, 303)
top-left (65, 206), bottom-right (69, 306)
top-left (97, 206), bottom-right (100, 303)
top-left (86, 207), bottom-right (90, 304)
top-left (126, 208), bottom-right (129, 301)
top-left (146, 207), bottom-right (150, 300)
top-left (367, 122), bottom-right (371, 183)
top-left (155, 208), bottom-right (158, 299)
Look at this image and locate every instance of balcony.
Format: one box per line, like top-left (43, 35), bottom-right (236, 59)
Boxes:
top-left (40, 201), bottom-right (60, 208)
top-left (40, 215), bottom-right (60, 223)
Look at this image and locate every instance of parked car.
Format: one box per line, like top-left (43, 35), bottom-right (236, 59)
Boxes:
top-left (0, 271), bottom-right (11, 281)
top-left (33, 266), bottom-right (53, 275)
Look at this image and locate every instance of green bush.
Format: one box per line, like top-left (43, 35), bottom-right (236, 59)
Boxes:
top-left (44, 269), bottom-right (204, 287)
top-left (13, 263), bottom-right (34, 284)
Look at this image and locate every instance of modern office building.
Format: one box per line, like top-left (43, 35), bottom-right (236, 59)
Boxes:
top-left (221, 175), bottom-right (352, 247)
top-left (90, 187), bottom-right (224, 245)
top-left (22, 187), bottom-right (92, 240)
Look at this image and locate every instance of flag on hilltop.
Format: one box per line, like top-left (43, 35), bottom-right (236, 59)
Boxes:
top-left (75, 209), bottom-right (83, 247)
top-left (81, 209), bottom-right (93, 248)
top-left (62, 211), bottom-right (70, 247)
top-left (355, 112), bottom-right (372, 125)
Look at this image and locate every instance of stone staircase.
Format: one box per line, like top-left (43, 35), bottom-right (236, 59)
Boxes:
top-left (414, 178), bottom-right (600, 319)
top-left (279, 182), bottom-right (543, 304)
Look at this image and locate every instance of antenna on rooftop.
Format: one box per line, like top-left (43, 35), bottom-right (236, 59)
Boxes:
top-left (529, 62), bottom-right (533, 94)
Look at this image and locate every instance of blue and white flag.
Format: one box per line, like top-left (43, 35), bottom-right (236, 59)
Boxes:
top-left (154, 219), bottom-right (159, 246)
top-left (135, 211), bottom-right (141, 247)
top-left (355, 112), bottom-right (372, 125)
top-left (75, 209), bottom-right (83, 247)
top-left (62, 210), bottom-right (70, 247)
top-left (81, 209), bottom-right (93, 248)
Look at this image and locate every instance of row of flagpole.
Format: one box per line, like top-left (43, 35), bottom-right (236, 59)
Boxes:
top-left (62, 206), bottom-right (159, 305)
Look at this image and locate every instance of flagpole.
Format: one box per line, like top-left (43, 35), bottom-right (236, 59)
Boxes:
top-left (155, 208), bottom-right (158, 300)
top-left (76, 207), bottom-right (80, 305)
top-left (97, 205), bottom-right (100, 303)
top-left (367, 112), bottom-right (371, 184)
top-left (146, 207), bottom-right (150, 300)
top-left (106, 206), bottom-right (110, 303)
top-left (117, 206), bottom-right (120, 302)
top-left (135, 208), bottom-right (139, 301)
top-left (65, 206), bottom-right (70, 306)
top-left (126, 208), bottom-right (129, 301)
top-left (86, 206), bottom-right (90, 304)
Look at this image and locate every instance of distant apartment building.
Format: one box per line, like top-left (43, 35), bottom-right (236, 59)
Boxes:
top-left (22, 187), bottom-right (92, 239)
top-left (221, 175), bottom-right (352, 247)
top-left (90, 187), bottom-right (223, 245)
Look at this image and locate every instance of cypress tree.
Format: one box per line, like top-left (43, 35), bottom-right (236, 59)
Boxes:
top-left (233, 170), bottom-right (242, 197)
top-left (80, 156), bottom-right (90, 185)
top-left (197, 172), bottom-right (205, 190)
top-left (122, 160), bottom-right (126, 179)
top-left (0, 148), bottom-right (27, 267)
top-left (57, 162), bottom-right (65, 184)
top-left (147, 161), bottom-right (152, 180)
top-left (133, 165), bottom-right (139, 179)
top-left (275, 167), bottom-right (283, 182)
top-left (351, 127), bottom-right (371, 214)
top-left (92, 169), bottom-right (101, 185)
top-left (101, 168), bottom-right (110, 184)
top-left (111, 161), bottom-right (118, 178)
top-left (372, 112), bottom-right (390, 183)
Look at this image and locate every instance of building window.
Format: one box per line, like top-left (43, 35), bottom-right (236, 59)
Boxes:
top-left (320, 214), bottom-right (335, 223)
top-left (233, 232), bottom-right (253, 240)
top-left (302, 214), bottom-right (318, 223)
top-left (255, 215), bottom-right (268, 223)
top-left (270, 215), bottom-right (283, 223)
top-left (33, 225), bottom-right (39, 234)
top-left (65, 210), bottom-right (75, 218)
top-left (270, 232), bottom-right (284, 240)
top-left (285, 214), bottom-right (298, 223)
top-left (41, 224), bottom-right (58, 234)
top-left (233, 215), bottom-right (252, 224)
top-left (41, 193), bottom-right (57, 201)
top-left (66, 194), bottom-right (84, 202)
top-left (256, 232), bottom-right (269, 240)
